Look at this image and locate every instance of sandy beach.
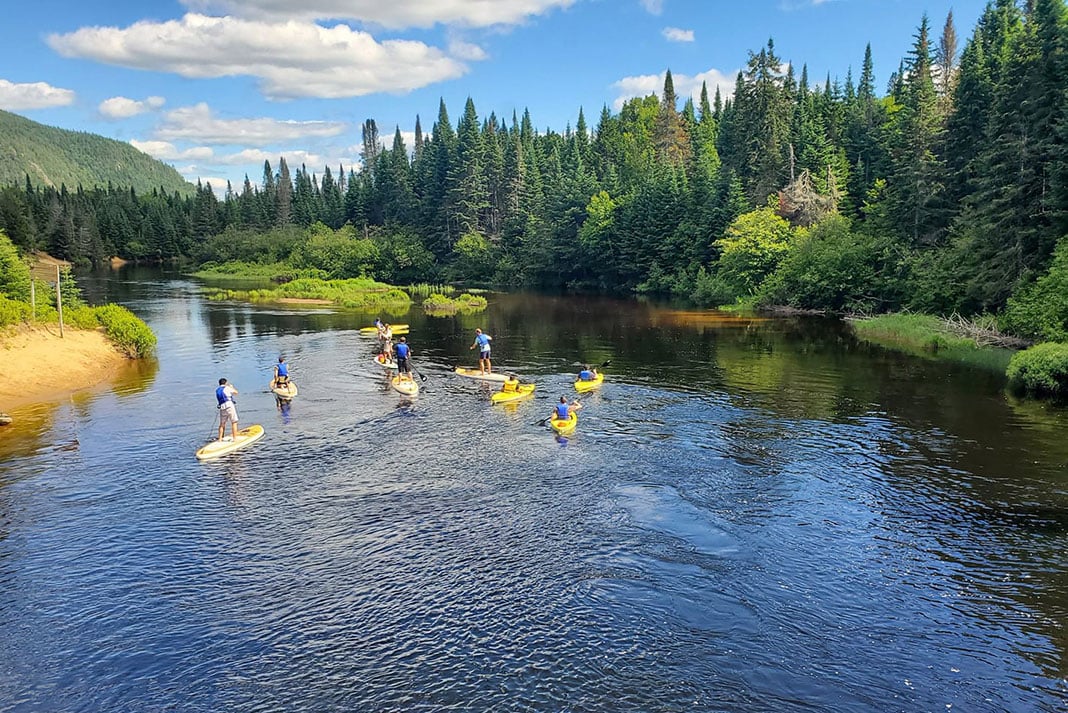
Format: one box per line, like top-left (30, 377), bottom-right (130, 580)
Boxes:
top-left (0, 325), bottom-right (129, 410)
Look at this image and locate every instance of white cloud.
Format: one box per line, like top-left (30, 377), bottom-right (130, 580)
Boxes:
top-left (0, 79), bottom-right (76, 110)
top-left (448, 40), bottom-right (488, 61)
top-left (662, 27), bottom-right (694, 43)
top-left (640, 0), bottom-right (664, 15)
top-left (178, 0), bottom-right (576, 28)
top-left (48, 14), bottom-right (474, 100)
top-left (99, 95), bottom-right (166, 119)
top-left (612, 68), bottom-right (736, 111)
top-left (130, 139), bottom-right (214, 160)
top-left (154, 103), bottom-right (347, 145)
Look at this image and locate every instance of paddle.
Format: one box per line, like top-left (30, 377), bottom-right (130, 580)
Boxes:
top-left (410, 362), bottom-right (428, 382)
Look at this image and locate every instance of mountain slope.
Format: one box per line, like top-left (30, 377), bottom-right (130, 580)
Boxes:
top-left (0, 110), bottom-right (192, 195)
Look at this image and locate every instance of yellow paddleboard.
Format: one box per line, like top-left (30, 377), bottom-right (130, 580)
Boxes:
top-left (196, 424), bottom-right (265, 460)
top-left (360, 324), bottom-right (409, 333)
top-left (391, 375), bottom-right (420, 396)
top-left (271, 380), bottom-right (298, 398)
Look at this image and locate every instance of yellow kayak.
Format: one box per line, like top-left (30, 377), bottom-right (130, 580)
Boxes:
top-left (549, 411), bottom-right (578, 434)
top-left (491, 383), bottom-right (535, 404)
top-left (196, 424), bottom-right (265, 460)
top-left (574, 373), bottom-right (604, 392)
top-left (391, 374), bottom-right (419, 396)
top-left (360, 323), bottom-right (409, 334)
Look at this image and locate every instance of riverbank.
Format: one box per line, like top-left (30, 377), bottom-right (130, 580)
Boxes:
top-left (0, 325), bottom-right (129, 409)
top-left (849, 313), bottom-right (1018, 372)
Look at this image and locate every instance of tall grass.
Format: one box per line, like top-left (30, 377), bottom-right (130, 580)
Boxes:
top-left (851, 313), bottom-right (1014, 372)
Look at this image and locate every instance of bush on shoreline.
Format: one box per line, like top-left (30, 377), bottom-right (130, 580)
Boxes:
top-left (422, 292), bottom-right (488, 315)
top-left (1006, 342), bottom-right (1068, 398)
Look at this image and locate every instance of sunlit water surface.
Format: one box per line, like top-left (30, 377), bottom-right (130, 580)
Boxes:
top-left (1, 267), bottom-right (1066, 712)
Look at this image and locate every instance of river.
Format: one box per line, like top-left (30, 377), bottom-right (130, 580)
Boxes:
top-left (1, 267), bottom-right (1066, 712)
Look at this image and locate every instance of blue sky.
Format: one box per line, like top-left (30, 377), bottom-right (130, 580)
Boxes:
top-left (1, 0), bottom-right (981, 192)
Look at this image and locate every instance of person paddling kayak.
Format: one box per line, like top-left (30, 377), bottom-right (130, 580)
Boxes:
top-left (578, 364), bottom-right (597, 381)
top-left (551, 395), bottom-right (581, 421)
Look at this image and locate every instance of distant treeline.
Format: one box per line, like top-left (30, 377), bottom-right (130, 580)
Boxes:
top-left (3, 1), bottom-right (1068, 339)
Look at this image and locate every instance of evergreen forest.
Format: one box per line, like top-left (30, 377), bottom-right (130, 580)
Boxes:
top-left (3, 1), bottom-right (1068, 343)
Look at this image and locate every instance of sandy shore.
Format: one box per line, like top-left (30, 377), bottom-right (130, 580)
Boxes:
top-left (0, 326), bottom-right (129, 410)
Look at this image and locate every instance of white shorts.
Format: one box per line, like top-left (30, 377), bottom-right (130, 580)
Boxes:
top-left (219, 403), bottom-right (239, 425)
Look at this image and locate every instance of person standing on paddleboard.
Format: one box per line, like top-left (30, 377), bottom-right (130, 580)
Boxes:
top-left (216, 378), bottom-right (240, 442)
top-left (470, 328), bottom-right (493, 374)
top-left (394, 336), bottom-right (413, 380)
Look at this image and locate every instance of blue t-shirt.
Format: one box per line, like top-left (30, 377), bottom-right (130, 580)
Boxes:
top-left (475, 334), bottom-right (491, 352)
top-left (579, 369), bottom-right (594, 380)
top-left (395, 343), bottom-right (410, 359)
top-left (277, 362), bottom-right (288, 377)
top-left (555, 402), bottom-right (570, 419)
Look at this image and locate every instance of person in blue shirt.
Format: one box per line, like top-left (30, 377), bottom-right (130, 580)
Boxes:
top-left (578, 364), bottom-right (597, 381)
top-left (469, 328), bottom-right (493, 374)
top-left (551, 396), bottom-right (581, 421)
top-left (215, 378), bottom-right (240, 442)
top-left (273, 356), bottom-right (289, 387)
top-left (394, 336), bottom-right (413, 380)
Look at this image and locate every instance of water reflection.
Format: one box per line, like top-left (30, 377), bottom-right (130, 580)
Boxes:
top-left (0, 266), bottom-right (1065, 711)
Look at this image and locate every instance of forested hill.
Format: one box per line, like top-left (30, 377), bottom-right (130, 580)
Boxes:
top-left (0, 110), bottom-right (191, 195)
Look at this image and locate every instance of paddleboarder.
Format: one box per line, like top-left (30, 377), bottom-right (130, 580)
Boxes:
top-left (470, 328), bottom-right (493, 374)
top-left (394, 336), bottom-right (413, 380)
top-left (215, 378), bottom-right (240, 442)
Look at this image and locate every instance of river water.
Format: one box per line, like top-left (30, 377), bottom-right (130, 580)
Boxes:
top-left (1, 267), bottom-right (1066, 712)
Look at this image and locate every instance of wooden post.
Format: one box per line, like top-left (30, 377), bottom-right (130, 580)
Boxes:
top-left (56, 265), bottom-right (64, 338)
top-left (30, 279), bottom-right (35, 322)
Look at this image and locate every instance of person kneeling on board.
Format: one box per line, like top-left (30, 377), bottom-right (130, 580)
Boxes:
top-left (216, 378), bottom-right (240, 442)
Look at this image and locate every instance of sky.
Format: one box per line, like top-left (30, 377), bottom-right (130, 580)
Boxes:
top-left (1, 0), bottom-right (983, 192)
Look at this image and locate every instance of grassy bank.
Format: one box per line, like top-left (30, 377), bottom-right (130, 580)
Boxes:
top-left (850, 313), bottom-right (1015, 372)
top-left (204, 276), bottom-right (412, 311)
top-left (422, 292), bottom-right (488, 316)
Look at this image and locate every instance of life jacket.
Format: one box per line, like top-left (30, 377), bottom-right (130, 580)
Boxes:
top-left (277, 362), bottom-right (288, 377)
top-left (503, 379), bottom-right (518, 392)
top-left (555, 402), bottom-right (570, 419)
top-left (579, 370), bottom-right (593, 380)
top-left (216, 386), bottom-right (231, 405)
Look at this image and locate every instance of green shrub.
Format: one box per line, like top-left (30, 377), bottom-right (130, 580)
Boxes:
top-left (0, 230), bottom-right (31, 301)
top-left (0, 295), bottom-right (30, 326)
top-left (1006, 342), bottom-right (1068, 397)
top-left (758, 215), bottom-right (881, 312)
top-left (93, 304), bottom-right (157, 357)
top-left (66, 305), bottom-right (101, 330)
top-left (1002, 237), bottom-right (1068, 341)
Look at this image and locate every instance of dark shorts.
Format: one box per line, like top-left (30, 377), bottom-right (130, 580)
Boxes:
top-left (397, 357), bottom-right (409, 371)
